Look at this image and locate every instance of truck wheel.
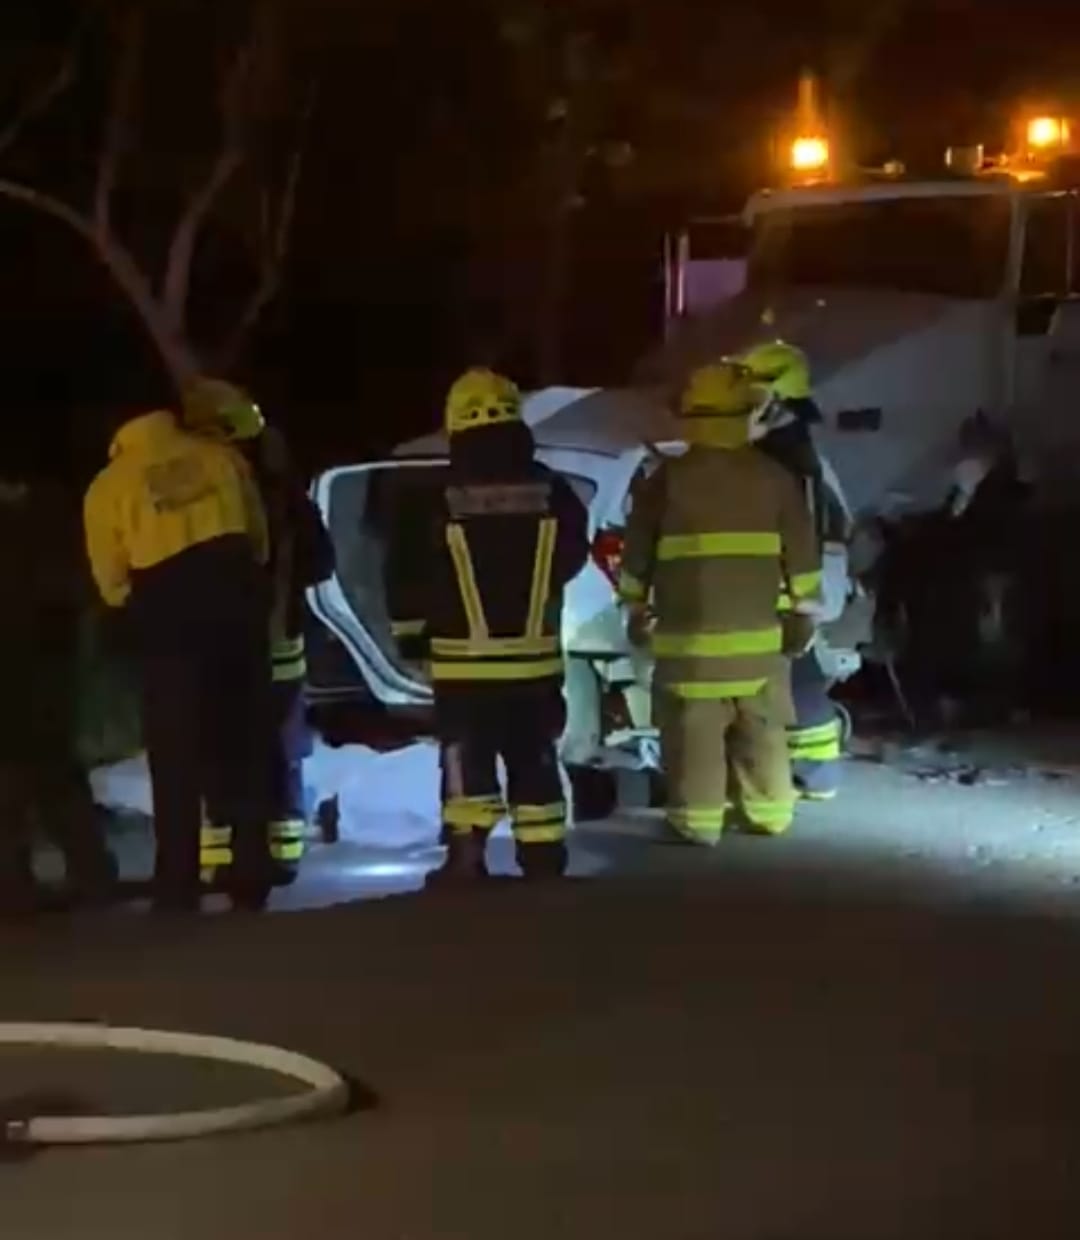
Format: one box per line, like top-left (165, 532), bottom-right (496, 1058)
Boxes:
top-left (568, 766), bottom-right (617, 823)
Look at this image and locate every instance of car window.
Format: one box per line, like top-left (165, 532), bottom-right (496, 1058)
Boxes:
top-left (1021, 194), bottom-right (1070, 297)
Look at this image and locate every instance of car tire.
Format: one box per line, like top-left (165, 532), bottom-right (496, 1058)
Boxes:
top-left (568, 766), bottom-right (618, 823)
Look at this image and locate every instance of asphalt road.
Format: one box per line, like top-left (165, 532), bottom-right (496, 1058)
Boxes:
top-left (5, 749), bottom-right (1080, 1238)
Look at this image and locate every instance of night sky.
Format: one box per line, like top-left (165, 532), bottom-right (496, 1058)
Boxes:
top-left (2, 0), bottom-right (1078, 477)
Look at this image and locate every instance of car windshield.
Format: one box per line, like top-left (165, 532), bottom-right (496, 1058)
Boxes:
top-left (748, 194), bottom-right (1012, 299)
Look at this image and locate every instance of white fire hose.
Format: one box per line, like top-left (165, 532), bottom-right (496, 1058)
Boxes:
top-left (0, 1022), bottom-right (351, 1146)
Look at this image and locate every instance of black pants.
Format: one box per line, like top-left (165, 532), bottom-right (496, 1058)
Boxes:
top-left (437, 682), bottom-right (568, 877)
top-left (133, 539), bottom-right (273, 905)
top-left (0, 629), bottom-right (115, 910)
top-left (0, 759), bottom-right (116, 908)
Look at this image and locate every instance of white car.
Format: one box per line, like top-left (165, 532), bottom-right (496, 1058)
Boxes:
top-left (305, 386), bottom-right (859, 789)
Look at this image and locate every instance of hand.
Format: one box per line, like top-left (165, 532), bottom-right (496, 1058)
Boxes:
top-left (781, 614), bottom-right (816, 657)
top-left (627, 605), bottom-right (656, 648)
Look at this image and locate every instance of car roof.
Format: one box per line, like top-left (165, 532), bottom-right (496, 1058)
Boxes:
top-left (394, 386), bottom-right (680, 460)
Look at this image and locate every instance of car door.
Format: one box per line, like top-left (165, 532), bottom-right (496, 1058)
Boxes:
top-left (307, 459), bottom-right (445, 709)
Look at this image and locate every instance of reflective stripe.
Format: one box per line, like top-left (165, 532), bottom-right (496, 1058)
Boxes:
top-left (790, 570), bottom-right (823, 599)
top-left (653, 627), bottom-right (782, 658)
top-left (512, 802), bottom-right (567, 825)
top-left (742, 799), bottom-right (794, 834)
top-left (199, 822), bottom-right (232, 870)
top-left (658, 532), bottom-right (781, 561)
top-left (272, 635), bottom-right (305, 661)
top-left (777, 592), bottom-right (793, 614)
top-left (667, 806), bottom-right (727, 832)
top-left (668, 679), bottom-right (769, 700)
top-left (270, 819), bottom-right (306, 841)
top-left (431, 635), bottom-right (558, 659)
top-left (270, 841), bottom-right (305, 862)
top-left (272, 655), bottom-right (307, 683)
top-left (618, 571), bottom-right (648, 603)
top-left (512, 802), bottom-right (566, 844)
top-left (272, 635), bottom-right (306, 683)
top-left (392, 619), bottom-right (426, 638)
top-left (513, 823), bottom-right (567, 844)
top-left (525, 518), bottom-right (557, 639)
top-left (788, 719), bottom-right (841, 762)
top-left (444, 795), bottom-right (505, 831)
top-left (446, 523), bottom-right (489, 640)
top-left (430, 658), bottom-right (564, 682)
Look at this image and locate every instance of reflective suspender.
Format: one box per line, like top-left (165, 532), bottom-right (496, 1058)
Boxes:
top-left (431, 518), bottom-right (561, 681)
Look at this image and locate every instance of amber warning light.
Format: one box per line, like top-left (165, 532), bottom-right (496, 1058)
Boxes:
top-left (1027, 116), bottom-right (1069, 151)
top-left (791, 136), bottom-right (830, 173)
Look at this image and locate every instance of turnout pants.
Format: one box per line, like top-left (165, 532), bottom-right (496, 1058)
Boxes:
top-left (437, 682), bottom-right (568, 879)
top-left (133, 539), bottom-right (274, 907)
top-left (654, 678), bottom-right (796, 843)
top-left (788, 650), bottom-right (842, 801)
top-left (201, 676), bottom-right (309, 887)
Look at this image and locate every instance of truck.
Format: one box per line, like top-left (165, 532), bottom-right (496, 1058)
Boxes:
top-left (305, 103), bottom-right (1080, 803)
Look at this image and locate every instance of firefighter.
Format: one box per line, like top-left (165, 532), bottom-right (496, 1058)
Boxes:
top-left (425, 368), bottom-right (589, 882)
top-left (0, 474), bottom-right (117, 913)
top-left (182, 378), bottom-right (334, 887)
top-left (619, 361), bottom-right (821, 844)
top-left (83, 403), bottom-right (274, 911)
top-left (739, 340), bottom-right (846, 801)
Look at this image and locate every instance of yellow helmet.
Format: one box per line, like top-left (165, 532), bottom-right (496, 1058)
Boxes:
top-left (680, 361), bottom-right (765, 419)
top-left (737, 340), bottom-right (812, 402)
top-left (444, 368), bottom-right (522, 437)
top-left (182, 377), bottom-right (266, 442)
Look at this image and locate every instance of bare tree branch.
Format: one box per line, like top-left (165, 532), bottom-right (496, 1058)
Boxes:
top-left (0, 42), bottom-right (78, 159)
top-left (94, 7), bottom-right (143, 237)
top-left (217, 81), bottom-right (317, 370)
top-left (0, 179), bottom-right (199, 388)
top-left (160, 22), bottom-right (267, 334)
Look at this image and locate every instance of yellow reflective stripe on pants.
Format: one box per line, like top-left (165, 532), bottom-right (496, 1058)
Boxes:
top-left (270, 819), bottom-right (306, 863)
top-left (790, 570), bottom-right (823, 600)
top-left (199, 824), bottom-right (233, 868)
top-left (777, 592), bottom-right (793, 614)
top-left (657, 532), bottom-right (782, 561)
top-left (788, 719), bottom-right (841, 762)
top-left (444, 795), bottom-right (505, 832)
top-left (667, 806), bottom-right (726, 837)
top-left (653, 628), bottom-right (782, 659)
top-left (512, 802), bottom-right (567, 844)
top-left (430, 658), bottom-right (564, 682)
top-left (446, 523), bottom-right (490, 640)
top-left (431, 635), bottom-right (557, 659)
top-left (668, 679), bottom-right (769, 701)
top-left (272, 635), bottom-right (306, 683)
top-left (742, 799), bottom-right (794, 835)
top-left (525, 518), bottom-right (557, 639)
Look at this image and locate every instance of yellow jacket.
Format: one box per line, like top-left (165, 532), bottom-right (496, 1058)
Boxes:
top-left (84, 410), bottom-right (269, 608)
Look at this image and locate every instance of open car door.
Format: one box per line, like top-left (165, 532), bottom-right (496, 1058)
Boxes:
top-left (306, 459), bottom-right (447, 711)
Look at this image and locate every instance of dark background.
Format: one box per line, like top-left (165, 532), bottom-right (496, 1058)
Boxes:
top-left (2, 0), bottom-right (1078, 479)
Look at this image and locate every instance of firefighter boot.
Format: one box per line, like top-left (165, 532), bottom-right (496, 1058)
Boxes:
top-left (428, 828), bottom-right (488, 887)
top-left (518, 840), bottom-right (569, 881)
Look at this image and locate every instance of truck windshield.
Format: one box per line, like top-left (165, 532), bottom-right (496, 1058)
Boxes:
top-left (748, 195), bottom-right (1012, 299)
